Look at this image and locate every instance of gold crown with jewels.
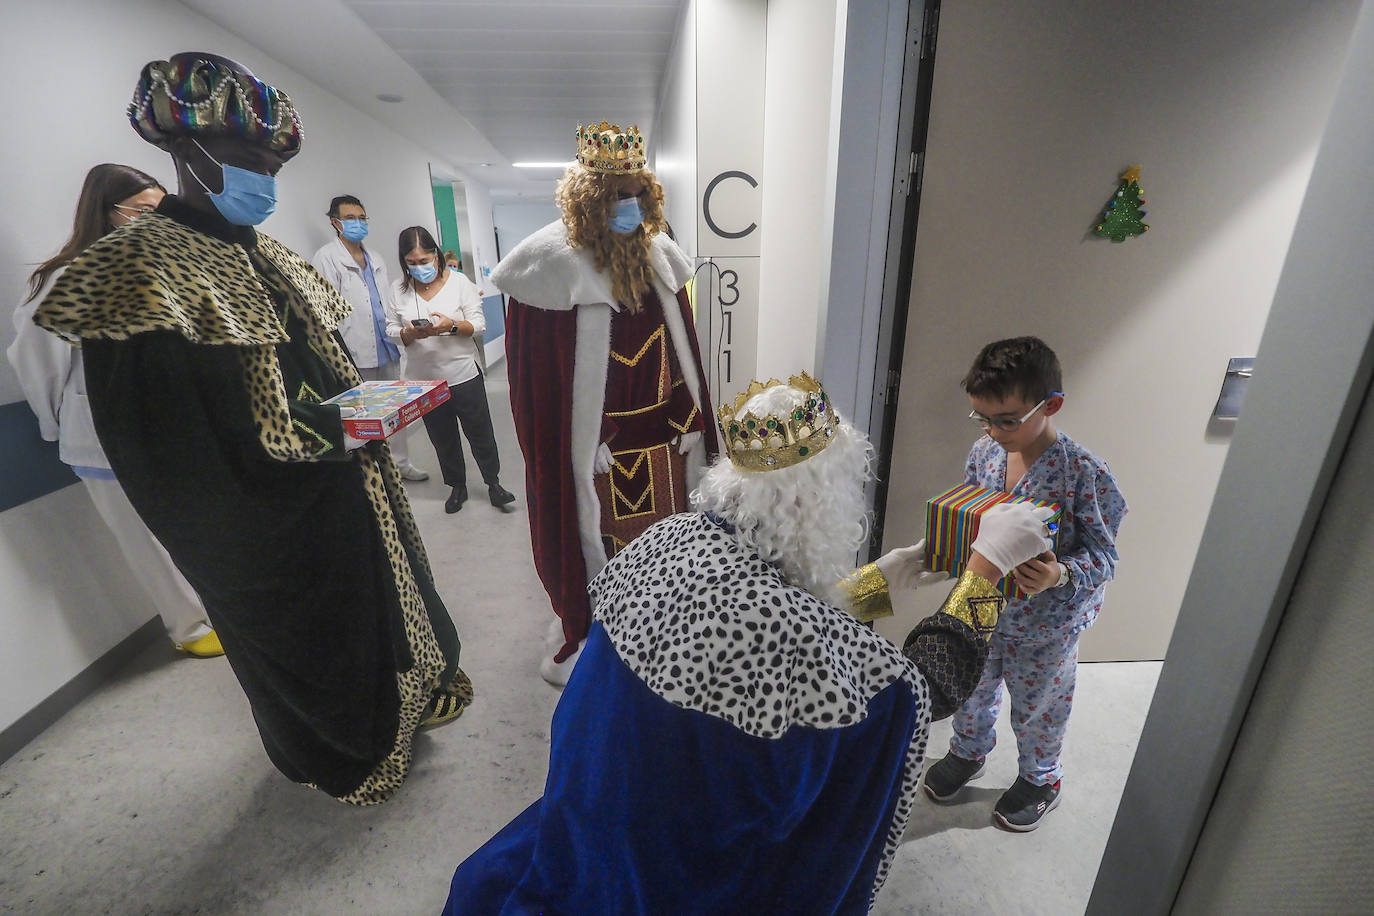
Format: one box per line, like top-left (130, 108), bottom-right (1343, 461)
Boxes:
top-left (576, 121), bottom-right (646, 173)
top-left (717, 372), bottom-right (839, 472)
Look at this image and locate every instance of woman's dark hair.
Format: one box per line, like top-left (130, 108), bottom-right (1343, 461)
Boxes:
top-left (397, 225), bottom-right (445, 291)
top-left (26, 164), bottom-right (164, 302)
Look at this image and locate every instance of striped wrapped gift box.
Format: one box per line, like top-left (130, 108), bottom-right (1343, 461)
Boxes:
top-left (924, 483), bottom-right (1062, 599)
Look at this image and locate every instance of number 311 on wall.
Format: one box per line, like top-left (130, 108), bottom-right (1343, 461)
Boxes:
top-left (701, 257), bottom-right (758, 398)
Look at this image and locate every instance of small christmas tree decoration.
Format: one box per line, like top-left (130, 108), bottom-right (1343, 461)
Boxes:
top-left (1094, 165), bottom-right (1150, 242)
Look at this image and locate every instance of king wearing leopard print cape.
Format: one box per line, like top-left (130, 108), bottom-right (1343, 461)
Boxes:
top-left (33, 195), bottom-right (469, 805)
top-left (444, 511), bottom-right (1009, 914)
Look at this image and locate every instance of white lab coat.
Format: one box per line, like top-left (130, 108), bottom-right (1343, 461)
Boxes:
top-left (7, 270), bottom-right (211, 642)
top-left (7, 270), bottom-right (108, 469)
top-left (311, 236), bottom-right (394, 369)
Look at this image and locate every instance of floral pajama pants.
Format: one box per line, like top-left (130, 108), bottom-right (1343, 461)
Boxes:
top-left (948, 631), bottom-right (1079, 786)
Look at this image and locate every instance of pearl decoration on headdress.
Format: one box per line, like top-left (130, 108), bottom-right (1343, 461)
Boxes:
top-left (128, 60), bottom-right (304, 148)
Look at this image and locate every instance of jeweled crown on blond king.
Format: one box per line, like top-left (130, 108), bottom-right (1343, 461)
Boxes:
top-left (576, 121), bottom-right (646, 173)
top-left (718, 372), bottom-right (838, 472)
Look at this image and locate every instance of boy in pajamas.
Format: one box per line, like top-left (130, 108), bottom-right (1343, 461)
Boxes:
top-left (922, 336), bottom-right (1127, 831)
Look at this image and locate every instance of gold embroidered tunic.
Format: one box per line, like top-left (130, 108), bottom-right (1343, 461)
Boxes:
top-left (594, 289), bottom-right (706, 558)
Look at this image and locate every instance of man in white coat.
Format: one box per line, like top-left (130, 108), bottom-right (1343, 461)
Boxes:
top-left (311, 194), bottom-right (428, 480)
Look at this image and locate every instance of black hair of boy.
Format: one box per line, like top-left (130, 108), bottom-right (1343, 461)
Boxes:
top-left (961, 336), bottom-right (1063, 403)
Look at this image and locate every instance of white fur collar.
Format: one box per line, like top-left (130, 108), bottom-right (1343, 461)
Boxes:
top-left (490, 219), bottom-right (694, 309)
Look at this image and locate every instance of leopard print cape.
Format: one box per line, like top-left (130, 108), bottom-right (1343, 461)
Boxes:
top-left (33, 214), bottom-right (466, 805)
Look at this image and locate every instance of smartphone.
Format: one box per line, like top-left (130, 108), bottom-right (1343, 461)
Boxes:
top-left (411, 318), bottom-right (431, 328)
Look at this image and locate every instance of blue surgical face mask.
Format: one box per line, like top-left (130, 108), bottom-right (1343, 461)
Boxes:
top-left (408, 261), bottom-right (439, 284)
top-left (187, 139), bottom-right (278, 226)
top-left (609, 196), bottom-right (643, 234)
top-left (338, 218), bottom-right (368, 242)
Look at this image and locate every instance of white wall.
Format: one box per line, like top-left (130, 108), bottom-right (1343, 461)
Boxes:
top-left (0, 0), bottom-right (477, 736)
top-left (453, 172), bottom-right (500, 290)
top-left (654, 0), bottom-right (698, 257)
top-left (449, 170), bottom-right (506, 365)
top-left (448, 179), bottom-right (478, 280)
top-left (688, 0), bottom-right (767, 403)
top-left (492, 202), bottom-right (562, 258)
top-left (0, 0), bottom-right (452, 410)
top-left (875, 0), bottom-right (1362, 660)
top-left (753, 0), bottom-right (842, 380)
top-left (819, 0), bottom-right (911, 433)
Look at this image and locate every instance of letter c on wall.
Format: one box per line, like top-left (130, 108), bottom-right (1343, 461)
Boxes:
top-left (702, 171), bottom-right (759, 240)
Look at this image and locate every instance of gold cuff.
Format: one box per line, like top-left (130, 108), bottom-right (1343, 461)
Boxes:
top-left (939, 570), bottom-right (1006, 641)
top-left (839, 562), bottom-right (894, 623)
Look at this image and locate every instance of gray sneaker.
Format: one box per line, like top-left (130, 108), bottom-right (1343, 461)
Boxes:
top-left (993, 776), bottom-right (1061, 831)
top-left (398, 463), bottom-right (430, 482)
top-left (922, 752), bottom-right (986, 802)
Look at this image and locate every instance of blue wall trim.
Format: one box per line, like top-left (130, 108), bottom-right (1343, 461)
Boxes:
top-left (0, 400), bottom-right (77, 512)
top-left (481, 293), bottom-right (505, 342)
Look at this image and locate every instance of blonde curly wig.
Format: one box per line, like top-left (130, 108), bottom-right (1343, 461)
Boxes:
top-left (555, 165), bottom-right (669, 310)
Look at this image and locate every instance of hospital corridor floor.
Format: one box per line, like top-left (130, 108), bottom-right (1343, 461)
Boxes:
top-left (0, 362), bottom-right (1160, 915)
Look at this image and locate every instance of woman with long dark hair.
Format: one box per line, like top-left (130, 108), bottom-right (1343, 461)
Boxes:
top-left (387, 225), bottom-right (514, 514)
top-left (7, 163), bottom-right (220, 657)
top-left (26, 165), bottom-right (164, 300)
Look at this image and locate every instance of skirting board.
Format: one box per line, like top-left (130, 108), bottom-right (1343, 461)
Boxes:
top-left (0, 616), bottom-right (162, 766)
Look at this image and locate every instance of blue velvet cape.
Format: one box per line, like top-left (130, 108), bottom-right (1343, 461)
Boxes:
top-left (445, 516), bottom-right (928, 916)
top-left (445, 626), bottom-right (918, 915)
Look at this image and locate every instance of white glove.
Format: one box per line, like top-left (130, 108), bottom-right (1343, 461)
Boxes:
top-left (593, 442), bottom-right (615, 475)
top-left (676, 430), bottom-right (703, 455)
top-left (338, 406), bottom-right (368, 452)
top-left (971, 503), bottom-right (1056, 577)
top-left (874, 539), bottom-right (952, 591)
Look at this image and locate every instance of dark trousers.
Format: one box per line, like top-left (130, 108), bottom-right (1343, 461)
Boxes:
top-left (421, 374), bottom-right (501, 490)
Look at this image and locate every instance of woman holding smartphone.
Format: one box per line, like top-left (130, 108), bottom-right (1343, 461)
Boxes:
top-left (388, 225), bottom-right (515, 514)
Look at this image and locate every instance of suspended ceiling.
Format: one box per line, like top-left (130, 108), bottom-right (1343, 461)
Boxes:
top-left (184, 0), bottom-right (688, 202)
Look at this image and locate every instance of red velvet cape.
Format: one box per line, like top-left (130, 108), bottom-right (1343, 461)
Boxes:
top-left (507, 287), bottom-right (717, 661)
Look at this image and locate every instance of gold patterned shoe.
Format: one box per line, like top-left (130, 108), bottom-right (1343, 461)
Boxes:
top-left (174, 630), bottom-right (224, 658)
top-left (419, 668), bottom-right (473, 728)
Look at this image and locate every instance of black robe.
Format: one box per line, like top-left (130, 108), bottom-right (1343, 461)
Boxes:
top-left (34, 196), bottom-right (465, 804)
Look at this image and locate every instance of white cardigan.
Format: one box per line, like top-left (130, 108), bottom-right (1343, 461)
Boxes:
top-left (385, 269), bottom-right (486, 386)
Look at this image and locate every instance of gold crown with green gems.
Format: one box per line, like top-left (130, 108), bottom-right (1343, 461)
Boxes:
top-left (576, 121), bottom-right (646, 173)
top-left (717, 372), bottom-right (838, 472)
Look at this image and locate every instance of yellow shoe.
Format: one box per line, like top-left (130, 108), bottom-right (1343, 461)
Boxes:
top-left (175, 630), bottom-right (224, 658)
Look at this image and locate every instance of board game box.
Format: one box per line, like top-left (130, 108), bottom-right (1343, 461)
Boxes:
top-left (323, 380), bottom-right (451, 440)
top-left (924, 483), bottom-right (1063, 599)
